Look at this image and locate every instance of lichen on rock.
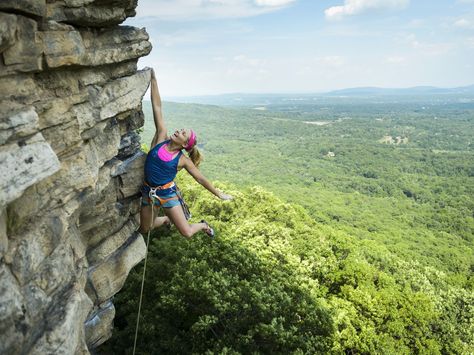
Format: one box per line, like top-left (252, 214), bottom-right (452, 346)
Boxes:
top-left (0, 0), bottom-right (152, 353)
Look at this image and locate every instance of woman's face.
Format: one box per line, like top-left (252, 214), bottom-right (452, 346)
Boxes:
top-left (171, 128), bottom-right (191, 148)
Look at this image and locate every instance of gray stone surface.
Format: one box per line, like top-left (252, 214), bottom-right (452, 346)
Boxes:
top-left (42, 29), bottom-right (86, 68)
top-left (47, 0), bottom-right (136, 27)
top-left (118, 130), bottom-right (141, 158)
top-left (81, 26), bottom-right (151, 66)
top-left (112, 150), bottom-right (147, 198)
top-left (87, 219), bottom-right (137, 265)
top-left (87, 231), bottom-right (146, 303)
top-left (74, 69), bottom-right (151, 133)
top-left (0, 13), bottom-right (17, 53)
top-left (0, 106), bottom-right (38, 145)
top-left (0, 209), bottom-right (7, 258)
top-left (0, 0), bottom-right (46, 18)
top-left (0, 74), bottom-right (41, 108)
top-left (99, 69), bottom-right (151, 121)
top-left (85, 300), bottom-right (115, 348)
top-left (1, 15), bottom-right (43, 75)
top-left (0, 0), bottom-right (151, 352)
top-left (29, 286), bottom-right (93, 355)
top-left (0, 132), bottom-right (60, 209)
top-left (0, 265), bottom-right (26, 355)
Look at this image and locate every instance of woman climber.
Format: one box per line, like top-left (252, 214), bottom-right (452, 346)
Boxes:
top-left (138, 68), bottom-right (233, 238)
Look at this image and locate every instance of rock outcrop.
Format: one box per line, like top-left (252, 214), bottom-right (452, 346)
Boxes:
top-left (0, 1), bottom-right (152, 353)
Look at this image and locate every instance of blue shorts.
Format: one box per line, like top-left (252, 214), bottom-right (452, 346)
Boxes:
top-left (140, 185), bottom-right (181, 208)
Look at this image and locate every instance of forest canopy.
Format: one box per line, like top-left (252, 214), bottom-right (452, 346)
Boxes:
top-left (105, 97), bottom-right (474, 354)
top-left (106, 175), bottom-right (473, 354)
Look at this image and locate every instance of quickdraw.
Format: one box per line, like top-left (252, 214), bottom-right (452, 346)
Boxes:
top-left (175, 184), bottom-right (192, 220)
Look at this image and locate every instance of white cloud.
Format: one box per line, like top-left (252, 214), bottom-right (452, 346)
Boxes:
top-left (325, 0), bottom-right (410, 21)
top-left (155, 30), bottom-right (210, 47)
top-left (454, 18), bottom-right (474, 29)
top-left (386, 56), bottom-right (406, 64)
top-left (467, 37), bottom-right (474, 48)
top-left (136, 0), bottom-right (295, 20)
top-left (405, 33), bottom-right (453, 56)
top-left (406, 19), bottom-right (425, 28)
top-left (223, 54), bottom-right (270, 79)
top-left (233, 54), bottom-right (264, 67)
top-left (148, 24), bottom-right (252, 47)
top-left (255, 0), bottom-right (295, 6)
top-left (315, 55), bottom-right (346, 68)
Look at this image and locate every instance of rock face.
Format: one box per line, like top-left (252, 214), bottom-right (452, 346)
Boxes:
top-left (0, 1), bottom-right (152, 353)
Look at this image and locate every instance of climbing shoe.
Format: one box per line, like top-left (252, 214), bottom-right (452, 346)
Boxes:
top-left (201, 220), bottom-right (215, 238)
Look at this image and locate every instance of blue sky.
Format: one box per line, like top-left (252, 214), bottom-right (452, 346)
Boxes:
top-left (126, 0), bottom-right (474, 96)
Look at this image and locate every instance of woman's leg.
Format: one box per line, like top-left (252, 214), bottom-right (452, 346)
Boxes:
top-left (154, 216), bottom-right (171, 228)
top-left (138, 205), bottom-right (152, 234)
top-left (164, 205), bottom-right (209, 238)
top-left (138, 205), bottom-right (170, 233)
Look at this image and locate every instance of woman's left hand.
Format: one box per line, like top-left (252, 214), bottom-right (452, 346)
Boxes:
top-left (219, 192), bottom-right (233, 201)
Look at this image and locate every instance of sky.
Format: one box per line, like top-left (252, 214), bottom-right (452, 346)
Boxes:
top-left (125, 0), bottom-right (474, 96)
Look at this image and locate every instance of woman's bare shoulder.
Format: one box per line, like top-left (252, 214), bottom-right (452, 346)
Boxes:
top-left (177, 153), bottom-right (191, 169)
top-left (151, 135), bottom-right (170, 149)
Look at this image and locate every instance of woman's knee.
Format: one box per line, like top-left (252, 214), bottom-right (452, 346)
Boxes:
top-left (138, 222), bottom-right (150, 234)
top-left (177, 225), bottom-right (193, 238)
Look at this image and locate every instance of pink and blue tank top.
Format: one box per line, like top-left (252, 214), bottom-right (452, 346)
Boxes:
top-left (144, 140), bottom-right (183, 186)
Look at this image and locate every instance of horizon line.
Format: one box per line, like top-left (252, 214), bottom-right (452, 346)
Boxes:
top-left (140, 83), bottom-right (474, 99)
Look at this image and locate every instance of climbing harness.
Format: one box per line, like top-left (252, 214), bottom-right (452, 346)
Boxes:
top-left (145, 180), bottom-right (175, 199)
top-left (132, 181), bottom-right (191, 354)
top-left (144, 181), bottom-right (191, 220)
top-left (143, 181), bottom-right (180, 207)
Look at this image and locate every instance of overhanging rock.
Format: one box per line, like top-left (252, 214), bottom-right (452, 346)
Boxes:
top-left (0, 0), bottom-right (152, 353)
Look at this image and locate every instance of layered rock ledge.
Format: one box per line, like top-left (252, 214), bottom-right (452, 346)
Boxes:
top-left (0, 1), bottom-right (151, 353)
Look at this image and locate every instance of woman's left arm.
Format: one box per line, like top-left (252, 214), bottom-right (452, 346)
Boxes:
top-left (183, 158), bottom-right (233, 200)
top-left (150, 69), bottom-right (168, 148)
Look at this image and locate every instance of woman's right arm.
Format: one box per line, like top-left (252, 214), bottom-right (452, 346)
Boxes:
top-left (150, 69), bottom-right (167, 148)
top-left (183, 157), bottom-right (233, 200)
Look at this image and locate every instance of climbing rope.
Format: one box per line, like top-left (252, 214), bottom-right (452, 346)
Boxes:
top-left (131, 185), bottom-right (191, 353)
top-left (132, 191), bottom-right (156, 355)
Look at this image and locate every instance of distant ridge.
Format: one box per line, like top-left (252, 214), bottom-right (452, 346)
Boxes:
top-left (325, 84), bottom-right (474, 96)
top-left (163, 84), bottom-right (474, 105)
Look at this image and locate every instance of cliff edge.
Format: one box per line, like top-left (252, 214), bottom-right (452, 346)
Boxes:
top-left (0, 0), bottom-right (152, 353)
